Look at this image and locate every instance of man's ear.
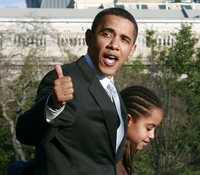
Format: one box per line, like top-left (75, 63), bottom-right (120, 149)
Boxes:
top-left (127, 44), bottom-right (137, 62)
top-left (85, 29), bottom-right (92, 47)
top-left (130, 44), bottom-right (137, 56)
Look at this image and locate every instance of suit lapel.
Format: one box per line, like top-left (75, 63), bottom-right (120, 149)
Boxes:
top-left (77, 57), bottom-right (118, 154)
top-left (89, 80), bottom-right (118, 154)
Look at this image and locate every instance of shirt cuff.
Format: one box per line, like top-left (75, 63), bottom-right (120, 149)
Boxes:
top-left (45, 96), bottom-right (65, 123)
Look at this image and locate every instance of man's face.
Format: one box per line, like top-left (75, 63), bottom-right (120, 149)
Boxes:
top-left (87, 15), bottom-right (136, 77)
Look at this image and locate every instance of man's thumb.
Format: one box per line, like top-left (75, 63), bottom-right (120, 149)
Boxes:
top-left (55, 64), bottom-right (64, 78)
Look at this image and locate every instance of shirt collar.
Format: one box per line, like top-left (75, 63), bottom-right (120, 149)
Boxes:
top-left (85, 54), bottom-right (96, 70)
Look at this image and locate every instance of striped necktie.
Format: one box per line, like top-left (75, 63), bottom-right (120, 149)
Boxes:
top-left (107, 82), bottom-right (124, 151)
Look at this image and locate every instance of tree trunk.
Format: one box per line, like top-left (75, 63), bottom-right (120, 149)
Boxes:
top-left (1, 103), bottom-right (26, 161)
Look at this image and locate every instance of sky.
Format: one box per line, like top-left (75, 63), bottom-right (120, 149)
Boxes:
top-left (0, 0), bottom-right (26, 8)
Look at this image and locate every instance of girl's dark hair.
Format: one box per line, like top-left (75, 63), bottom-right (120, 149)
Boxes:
top-left (120, 85), bottom-right (163, 174)
top-left (91, 7), bottom-right (138, 44)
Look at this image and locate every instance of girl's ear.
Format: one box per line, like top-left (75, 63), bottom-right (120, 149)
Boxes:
top-left (128, 114), bottom-right (137, 127)
top-left (127, 114), bottom-right (133, 127)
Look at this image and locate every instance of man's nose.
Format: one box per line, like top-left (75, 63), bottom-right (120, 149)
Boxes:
top-left (107, 37), bottom-right (120, 50)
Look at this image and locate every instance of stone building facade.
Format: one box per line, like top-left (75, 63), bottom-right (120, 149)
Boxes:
top-left (1, 8), bottom-right (200, 77)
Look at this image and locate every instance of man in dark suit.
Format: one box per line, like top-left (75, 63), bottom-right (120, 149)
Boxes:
top-left (16, 7), bottom-right (138, 175)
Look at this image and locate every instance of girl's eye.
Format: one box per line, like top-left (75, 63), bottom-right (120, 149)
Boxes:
top-left (146, 124), bottom-right (156, 131)
top-left (146, 125), bottom-right (154, 131)
top-left (147, 128), bottom-right (152, 131)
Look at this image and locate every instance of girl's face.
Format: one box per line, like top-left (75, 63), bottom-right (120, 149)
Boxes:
top-left (127, 108), bottom-right (164, 150)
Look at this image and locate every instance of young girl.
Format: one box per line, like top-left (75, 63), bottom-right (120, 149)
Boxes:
top-left (117, 85), bottom-right (164, 175)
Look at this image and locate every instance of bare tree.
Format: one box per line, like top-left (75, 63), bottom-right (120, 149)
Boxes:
top-left (0, 18), bottom-right (79, 164)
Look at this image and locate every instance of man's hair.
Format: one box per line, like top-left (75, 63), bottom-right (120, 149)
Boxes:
top-left (91, 7), bottom-right (138, 43)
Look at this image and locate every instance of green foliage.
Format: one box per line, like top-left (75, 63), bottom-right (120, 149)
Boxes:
top-left (133, 151), bottom-right (154, 175)
top-left (118, 24), bottom-right (200, 175)
top-left (117, 58), bottom-right (147, 90)
top-left (0, 127), bottom-right (15, 175)
top-left (146, 30), bottom-right (157, 55)
top-left (165, 24), bottom-right (197, 76)
top-left (162, 25), bottom-right (200, 168)
top-left (177, 167), bottom-right (200, 175)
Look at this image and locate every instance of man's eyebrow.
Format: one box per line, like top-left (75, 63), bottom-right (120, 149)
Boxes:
top-left (98, 27), bottom-right (114, 33)
top-left (97, 28), bottom-right (133, 43)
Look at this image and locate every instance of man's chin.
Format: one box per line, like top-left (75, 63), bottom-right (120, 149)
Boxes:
top-left (100, 69), bottom-right (117, 78)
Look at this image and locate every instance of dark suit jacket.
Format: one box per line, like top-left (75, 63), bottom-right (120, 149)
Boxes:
top-left (16, 56), bottom-right (127, 175)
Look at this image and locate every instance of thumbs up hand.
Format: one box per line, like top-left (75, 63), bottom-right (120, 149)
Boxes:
top-left (51, 64), bottom-right (74, 108)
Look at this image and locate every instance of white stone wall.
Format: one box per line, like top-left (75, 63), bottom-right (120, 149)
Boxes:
top-left (1, 17), bottom-right (200, 63)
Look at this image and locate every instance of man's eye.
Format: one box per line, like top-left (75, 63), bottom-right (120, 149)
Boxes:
top-left (102, 32), bottom-right (112, 38)
top-left (121, 37), bottom-right (131, 44)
